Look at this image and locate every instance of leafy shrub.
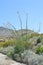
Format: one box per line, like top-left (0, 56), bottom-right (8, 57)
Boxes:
top-left (35, 45), bottom-right (43, 54)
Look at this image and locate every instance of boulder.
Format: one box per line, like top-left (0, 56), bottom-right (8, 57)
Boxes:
top-left (0, 53), bottom-right (25, 65)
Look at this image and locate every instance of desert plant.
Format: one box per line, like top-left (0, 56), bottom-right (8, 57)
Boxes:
top-left (14, 40), bottom-right (25, 54)
top-left (35, 45), bottom-right (43, 54)
top-left (14, 40), bottom-right (25, 61)
top-left (3, 40), bottom-right (15, 47)
top-left (0, 42), bottom-right (4, 47)
top-left (37, 37), bottom-right (41, 43)
top-left (7, 48), bottom-right (14, 59)
top-left (24, 41), bottom-right (34, 50)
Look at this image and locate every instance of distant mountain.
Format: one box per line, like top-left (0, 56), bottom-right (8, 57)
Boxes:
top-left (0, 27), bottom-right (34, 39)
top-left (0, 27), bottom-right (14, 39)
top-left (17, 29), bottom-right (34, 35)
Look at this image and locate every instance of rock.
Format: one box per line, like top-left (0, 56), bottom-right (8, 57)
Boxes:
top-left (0, 53), bottom-right (25, 65)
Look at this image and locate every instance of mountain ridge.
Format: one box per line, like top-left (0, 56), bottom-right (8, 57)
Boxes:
top-left (0, 26), bottom-right (35, 39)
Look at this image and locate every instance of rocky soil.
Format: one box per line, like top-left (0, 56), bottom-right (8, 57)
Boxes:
top-left (0, 53), bottom-right (25, 65)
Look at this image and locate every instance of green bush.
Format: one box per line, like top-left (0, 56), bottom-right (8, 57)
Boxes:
top-left (35, 45), bottom-right (43, 54)
top-left (14, 40), bottom-right (25, 54)
top-left (14, 39), bottom-right (34, 54)
top-left (14, 40), bottom-right (25, 61)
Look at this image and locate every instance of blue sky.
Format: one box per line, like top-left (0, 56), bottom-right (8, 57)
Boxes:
top-left (0, 0), bottom-right (43, 33)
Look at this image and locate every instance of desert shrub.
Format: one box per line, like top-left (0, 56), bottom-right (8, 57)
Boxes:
top-left (7, 48), bottom-right (14, 59)
top-left (14, 39), bottom-right (33, 52)
top-left (24, 41), bottom-right (34, 50)
top-left (0, 42), bottom-right (4, 47)
top-left (3, 42), bottom-right (9, 47)
top-left (22, 33), bottom-right (39, 41)
top-left (22, 34), bottom-right (34, 41)
top-left (3, 40), bottom-right (15, 47)
top-left (14, 40), bottom-right (25, 54)
top-left (37, 37), bottom-right (41, 43)
top-left (0, 39), bottom-right (16, 48)
top-left (30, 33), bottom-right (39, 38)
top-left (0, 46), bottom-right (14, 55)
top-left (14, 40), bottom-right (25, 61)
top-left (35, 45), bottom-right (43, 54)
top-left (14, 39), bottom-right (34, 54)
